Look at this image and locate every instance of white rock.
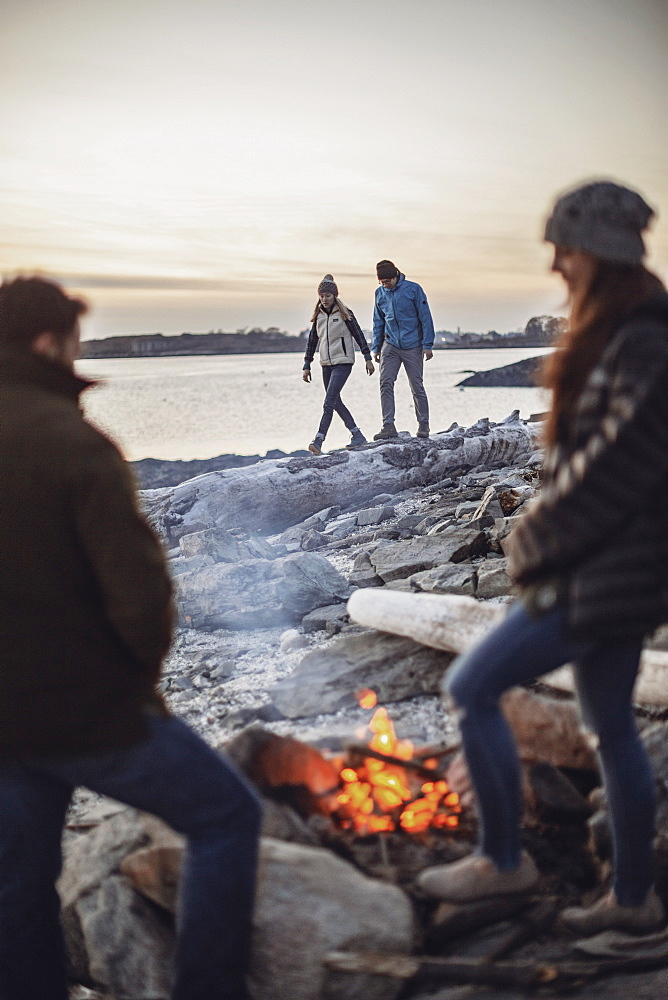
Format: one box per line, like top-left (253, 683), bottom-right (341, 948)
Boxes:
top-left (279, 628), bottom-right (309, 652)
top-left (250, 838), bottom-right (414, 1000)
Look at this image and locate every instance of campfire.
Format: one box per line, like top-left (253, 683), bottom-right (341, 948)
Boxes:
top-left (232, 688), bottom-right (464, 838)
top-left (329, 689), bottom-right (462, 835)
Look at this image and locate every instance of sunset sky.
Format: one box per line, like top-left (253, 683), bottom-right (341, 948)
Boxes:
top-left (1, 0), bottom-right (666, 339)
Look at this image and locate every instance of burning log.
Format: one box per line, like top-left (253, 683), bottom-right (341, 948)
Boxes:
top-left (223, 727), bottom-right (341, 816)
top-left (332, 696), bottom-right (463, 835)
top-left (347, 589), bottom-right (668, 707)
top-left (345, 742), bottom-right (443, 780)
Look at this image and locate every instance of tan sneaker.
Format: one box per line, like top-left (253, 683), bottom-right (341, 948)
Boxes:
top-left (561, 889), bottom-right (665, 936)
top-left (416, 851), bottom-right (539, 902)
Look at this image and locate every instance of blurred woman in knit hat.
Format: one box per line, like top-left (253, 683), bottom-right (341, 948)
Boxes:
top-left (302, 274), bottom-right (375, 454)
top-left (417, 180), bottom-right (668, 937)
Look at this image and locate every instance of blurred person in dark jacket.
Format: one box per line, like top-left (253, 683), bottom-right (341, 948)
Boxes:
top-left (0, 276), bottom-right (261, 1000)
top-left (416, 181), bottom-right (668, 937)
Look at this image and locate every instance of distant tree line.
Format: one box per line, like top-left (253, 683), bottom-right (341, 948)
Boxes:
top-left (80, 316), bottom-right (565, 359)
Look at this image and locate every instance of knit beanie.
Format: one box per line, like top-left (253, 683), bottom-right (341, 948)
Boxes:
top-left (317, 274), bottom-right (338, 296)
top-left (544, 181), bottom-right (655, 264)
top-left (376, 260), bottom-right (400, 280)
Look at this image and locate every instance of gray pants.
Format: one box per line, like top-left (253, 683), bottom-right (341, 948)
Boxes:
top-left (379, 343), bottom-right (429, 426)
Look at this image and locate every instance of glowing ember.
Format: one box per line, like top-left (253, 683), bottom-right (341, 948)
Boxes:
top-left (356, 688), bottom-right (378, 709)
top-left (334, 694), bottom-right (461, 835)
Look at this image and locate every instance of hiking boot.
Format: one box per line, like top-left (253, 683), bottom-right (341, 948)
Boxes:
top-left (308, 434), bottom-right (325, 456)
top-left (416, 851), bottom-right (540, 903)
top-left (561, 889), bottom-right (665, 936)
top-left (417, 422), bottom-right (430, 438)
top-left (346, 429), bottom-right (367, 449)
top-left (373, 423), bottom-right (399, 441)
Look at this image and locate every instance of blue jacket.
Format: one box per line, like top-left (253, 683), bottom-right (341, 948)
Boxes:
top-left (372, 274), bottom-right (435, 353)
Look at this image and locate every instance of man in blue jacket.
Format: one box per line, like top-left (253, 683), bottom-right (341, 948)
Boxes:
top-left (371, 260), bottom-right (435, 439)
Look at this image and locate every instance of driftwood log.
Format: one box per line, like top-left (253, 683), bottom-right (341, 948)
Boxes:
top-left (347, 589), bottom-right (668, 707)
top-left (323, 943), bottom-right (668, 990)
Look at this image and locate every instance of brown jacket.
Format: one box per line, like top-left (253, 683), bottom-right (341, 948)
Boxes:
top-left (506, 292), bottom-right (668, 639)
top-left (0, 347), bottom-right (175, 757)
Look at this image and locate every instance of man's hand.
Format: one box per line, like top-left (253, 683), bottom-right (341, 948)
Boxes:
top-left (302, 369), bottom-right (312, 382)
top-left (424, 350), bottom-right (434, 361)
top-left (365, 359), bottom-right (375, 376)
top-left (373, 353), bottom-right (381, 363)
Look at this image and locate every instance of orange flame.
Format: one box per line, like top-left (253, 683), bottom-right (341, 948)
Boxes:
top-left (334, 703), bottom-right (461, 834)
top-left (356, 688), bottom-right (378, 709)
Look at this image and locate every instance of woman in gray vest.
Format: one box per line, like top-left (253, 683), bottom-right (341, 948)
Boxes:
top-left (417, 180), bottom-right (668, 937)
top-left (302, 274), bottom-right (375, 454)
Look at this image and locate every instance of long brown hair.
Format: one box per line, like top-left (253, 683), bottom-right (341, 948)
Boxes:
top-left (542, 261), bottom-right (664, 446)
top-left (310, 296), bottom-right (351, 324)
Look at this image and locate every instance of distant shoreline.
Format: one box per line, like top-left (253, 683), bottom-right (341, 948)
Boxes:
top-left (81, 331), bottom-right (554, 360)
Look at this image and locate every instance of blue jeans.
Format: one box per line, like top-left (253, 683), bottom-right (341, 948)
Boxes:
top-left (317, 363), bottom-right (355, 438)
top-left (0, 715), bottom-right (262, 1000)
top-left (447, 602), bottom-right (655, 905)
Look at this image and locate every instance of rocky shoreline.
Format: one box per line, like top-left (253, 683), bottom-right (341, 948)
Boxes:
top-left (145, 413), bottom-right (539, 747)
top-left (456, 355), bottom-right (542, 388)
top-left (130, 447), bottom-right (311, 490)
top-left (63, 413), bottom-right (668, 1000)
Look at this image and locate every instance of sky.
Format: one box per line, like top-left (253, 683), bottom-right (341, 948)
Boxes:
top-left (1, 0), bottom-right (666, 339)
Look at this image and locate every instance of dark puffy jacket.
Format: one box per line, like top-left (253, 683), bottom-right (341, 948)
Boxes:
top-left (506, 292), bottom-right (668, 639)
top-left (0, 347), bottom-right (174, 757)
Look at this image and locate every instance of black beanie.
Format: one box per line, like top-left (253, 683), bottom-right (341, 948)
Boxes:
top-left (376, 260), bottom-right (399, 280)
top-left (317, 274), bottom-right (338, 296)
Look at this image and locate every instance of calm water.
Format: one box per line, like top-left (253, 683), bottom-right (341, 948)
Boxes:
top-left (75, 348), bottom-right (552, 461)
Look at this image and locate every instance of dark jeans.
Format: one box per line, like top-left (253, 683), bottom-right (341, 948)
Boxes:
top-left (0, 715), bottom-right (262, 1000)
top-left (317, 363), bottom-right (355, 438)
top-left (446, 601), bottom-right (655, 905)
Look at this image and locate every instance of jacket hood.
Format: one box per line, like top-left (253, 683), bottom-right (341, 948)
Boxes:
top-left (0, 345), bottom-right (95, 400)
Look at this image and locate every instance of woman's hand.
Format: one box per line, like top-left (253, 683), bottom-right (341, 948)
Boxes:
top-left (302, 369), bottom-right (312, 382)
top-left (365, 359), bottom-right (375, 376)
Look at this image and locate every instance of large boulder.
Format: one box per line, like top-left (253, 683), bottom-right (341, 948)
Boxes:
top-left (61, 809), bottom-right (413, 1000)
top-left (59, 809), bottom-right (181, 996)
top-left (251, 838), bottom-right (414, 1000)
top-left (270, 629), bottom-right (454, 719)
top-left (368, 530), bottom-right (487, 583)
top-left (142, 417), bottom-right (537, 542)
top-left (407, 563), bottom-right (478, 596)
top-left (176, 551), bottom-right (351, 630)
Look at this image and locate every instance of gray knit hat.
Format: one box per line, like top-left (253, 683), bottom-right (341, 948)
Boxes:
top-left (317, 274), bottom-right (338, 296)
top-left (544, 180), bottom-right (655, 264)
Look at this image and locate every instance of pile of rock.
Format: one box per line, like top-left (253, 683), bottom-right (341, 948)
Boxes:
top-left (60, 412), bottom-right (668, 998)
top-left (147, 412), bottom-right (539, 639)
